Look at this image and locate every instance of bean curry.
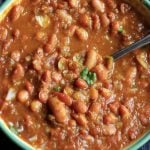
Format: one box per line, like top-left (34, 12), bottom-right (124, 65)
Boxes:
top-left (0, 0), bottom-right (150, 149)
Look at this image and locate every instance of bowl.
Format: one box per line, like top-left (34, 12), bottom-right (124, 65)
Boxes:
top-left (0, 0), bottom-right (150, 149)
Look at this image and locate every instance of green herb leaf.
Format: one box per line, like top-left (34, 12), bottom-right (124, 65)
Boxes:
top-left (80, 68), bottom-right (97, 85)
top-left (118, 26), bottom-right (123, 33)
top-left (53, 86), bottom-right (62, 92)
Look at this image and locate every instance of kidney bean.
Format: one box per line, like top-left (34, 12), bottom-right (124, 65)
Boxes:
top-left (73, 101), bottom-right (88, 114)
top-left (56, 9), bottom-right (72, 25)
top-left (79, 14), bottom-right (92, 28)
top-left (106, 0), bottom-right (117, 9)
top-left (68, 119), bottom-right (77, 127)
top-left (76, 27), bottom-right (88, 41)
top-left (92, 13), bottom-right (101, 30)
top-left (73, 114), bottom-right (88, 127)
top-left (11, 50), bottom-right (21, 62)
top-left (68, 0), bottom-right (79, 8)
top-left (54, 92), bottom-right (73, 106)
top-left (111, 21), bottom-right (120, 36)
top-left (51, 71), bottom-right (62, 83)
top-left (100, 88), bottom-right (112, 99)
top-left (41, 70), bottom-right (51, 83)
top-left (44, 34), bottom-right (58, 53)
top-left (92, 0), bottom-right (105, 13)
top-left (48, 97), bottom-right (68, 123)
top-left (100, 13), bottom-right (110, 28)
top-left (119, 105), bottom-right (130, 119)
top-left (39, 89), bottom-right (49, 103)
top-left (67, 25), bottom-right (77, 37)
top-left (109, 101), bottom-right (120, 115)
top-left (88, 102), bottom-right (101, 121)
top-left (30, 100), bottom-right (42, 113)
top-left (75, 78), bottom-right (88, 89)
top-left (25, 80), bottom-right (34, 95)
top-left (13, 29), bottom-right (20, 39)
top-left (0, 27), bottom-right (8, 41)
top-left (32, 0), bottom-right (41, 5)
top-left (128, 127), bottom-right (139, 140)
top-left (85, 49), bottom-right (97, 70)
top-left (12, 64), bottom-right (25, 81)
top-left (17, 90), bottom-right (29, 103)
top-left (94, 64), bottom-right (108, 82)
top-left (11, 5), bottom-right (24, 22)
top-left (3, 39), bottom-right (13, 51)
top-left (103, 113), bottom-right (117, 124)
top-left (89, 87), bottom-right (98, 101)
top-left (108, 12), bottom-right (116, 22)
top-left (32, 59), bottom-right (42, 71)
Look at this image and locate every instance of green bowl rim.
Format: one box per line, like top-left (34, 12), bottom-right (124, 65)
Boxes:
top-left (0, 0), bottom-right (150, 150)
top-left (0, 118), bottom-right (149, 150)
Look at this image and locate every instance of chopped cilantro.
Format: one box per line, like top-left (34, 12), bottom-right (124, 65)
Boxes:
top-left (118, 26), bottom-right (124, 33)
top-left (53, 86), bottom-right (62, 92)
top-left (80, 67), bottom-right (97, 85)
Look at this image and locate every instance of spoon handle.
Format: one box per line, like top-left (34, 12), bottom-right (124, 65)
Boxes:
top-left (112, 34), bottom-right (150, 60)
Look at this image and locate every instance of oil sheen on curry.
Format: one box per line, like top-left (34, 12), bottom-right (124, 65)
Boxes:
top-left (0, 0), bottom-right (149, 149)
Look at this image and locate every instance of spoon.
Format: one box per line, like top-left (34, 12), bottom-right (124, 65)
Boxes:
top-left (112, 34), bottom-right (150, 60)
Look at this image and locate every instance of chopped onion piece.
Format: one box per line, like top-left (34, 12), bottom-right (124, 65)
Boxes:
top-left (35, 15), bottom-right (50, 28)
top-left (29, 135), bottom-right (38, 142)
top-left (5, 88), bottom-right (17, 101)
top-left (136, 51), bottom-right (148, 69)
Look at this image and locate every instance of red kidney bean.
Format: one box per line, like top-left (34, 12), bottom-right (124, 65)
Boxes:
top-left (25, 80), bottom-right (34, 95)
top-left (68, 0), bottom-right (79, 8)
top-left (109, 101), bottom-right (120, 115)
top-left (119, 105), bottom-right (130, 119)
top-left (75, 78), bottom-right (88, 89)
top-left (94, 64), bottom-right (108, 82)
top-left (44, 34), bottom-right (58, 53)
top-left (0, 27), bottom-right (8, 41)
top-left (72, 101), bottom-right (88, 114)
top-left (103, 113), bottom-right (118, 124)
top-left (12, 64), bottom-right (25, 81)
top-left (79, 14), bottom-right (92, 28)
top-left (54, 92), bottom-right (73, 106)
top-left (106, 0), bottom-right (117, 9)
top-left (48, 97), bottom-right (68, 123)
top-left (41, 70), bottom-right (51, 83)
top-left (92, 13), bottom-right (101, 30)
top-left (100, 13), bottom-right (110, 28)
top-left (11, 5), bottom-right (24, 22)
top-left (72, 114), bottom-right (88, 127)
top-left (39, 89), bottom-right (49, 103)
top-left (92, 0), bottom-right (105, 13)
top-left (85, 49), bottom-right (97, 70)
top-left (30, 100), bottom-right (42, 113)
top-left (88, 102), bottom-right (101, 121)
top-left (17, 90), bottom-right (29, 103)
top-left (76, 27), bottom-right (88, 41)
top-left (89, 87), bottom-right (98, 101)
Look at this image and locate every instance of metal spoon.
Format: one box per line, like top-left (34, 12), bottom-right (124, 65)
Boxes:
top-left (112, 34), bottom-right (150, 60)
